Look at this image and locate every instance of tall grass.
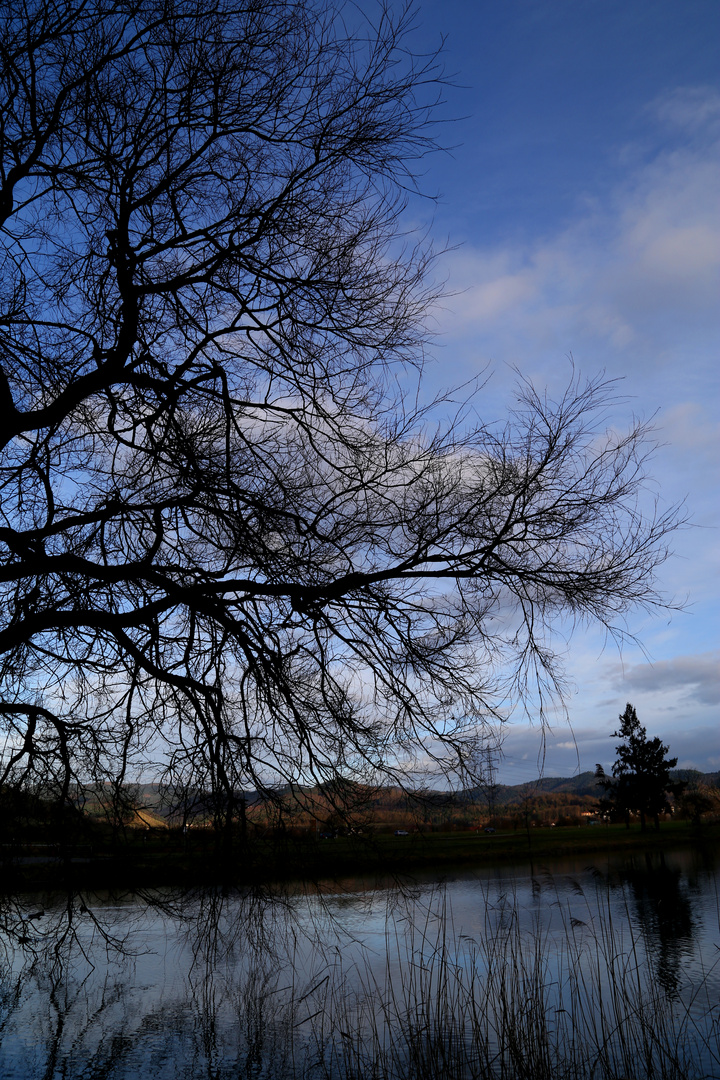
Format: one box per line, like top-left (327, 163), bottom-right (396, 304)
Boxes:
top-left (2, 874), bottom-right (717, 1078)
top-left (238, 878), bottom-right (720, 1080)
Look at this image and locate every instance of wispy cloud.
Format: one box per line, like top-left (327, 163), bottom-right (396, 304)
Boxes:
top-left (611, 651), bottom-right (720, 706)
top-left (437, 85), bottom-right (720, 380)
top-left (426, 86), bottom-right (720, 780)
top-left (650, 85), bottom-right (720, 138)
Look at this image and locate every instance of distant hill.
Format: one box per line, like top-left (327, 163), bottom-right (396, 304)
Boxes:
top-left (460, 771), bottom-right (602, 808)
top-left (129, 769), bottom-right (720, 820)
top-left (671, 769), bottom-right (720, 786)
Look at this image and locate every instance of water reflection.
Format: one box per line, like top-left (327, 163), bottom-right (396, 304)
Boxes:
top-left (616, 851), bottom-right (697, 998)
top-left (0, 885), bottom-right (310, 1080)
top-left (0, 850), bottom-right (718, 1079)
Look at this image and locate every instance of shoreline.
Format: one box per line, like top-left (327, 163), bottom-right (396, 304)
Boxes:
top-left (2, 820), bottom-right (718, 893)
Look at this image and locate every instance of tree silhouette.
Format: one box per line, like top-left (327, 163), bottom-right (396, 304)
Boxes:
top-left (0, 0), bottom-right (679, 832)
top-left (596, 704), bottom-right (683, 831)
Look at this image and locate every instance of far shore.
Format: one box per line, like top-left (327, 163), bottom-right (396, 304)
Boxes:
top-left (2, 819), bottom-right (718, 892)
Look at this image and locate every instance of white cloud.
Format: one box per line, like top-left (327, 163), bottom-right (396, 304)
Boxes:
top-left (429, 84), bottom-right (719, 669)
top-left (659, 403), bottom-right (719, 462)
top-left (649, 86), bottom-right (720, 138)
top-left (423, 88), bottom-right (720, 781)
top-left (436, 85), bottom-right (720, 381)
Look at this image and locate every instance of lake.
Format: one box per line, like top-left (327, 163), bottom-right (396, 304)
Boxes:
top-left (1, 845), bottom-right (718, 1079)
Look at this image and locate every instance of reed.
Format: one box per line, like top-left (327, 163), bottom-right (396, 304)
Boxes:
top-left (2, 874), bottom-right (717, 1078)
top-left (240, 877), bottom-right (719, 1080)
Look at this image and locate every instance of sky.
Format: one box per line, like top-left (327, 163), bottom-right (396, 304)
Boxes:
top-left (405, 0), bottom-right (719, 783)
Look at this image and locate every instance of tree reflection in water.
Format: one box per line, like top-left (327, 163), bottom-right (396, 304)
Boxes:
top-left (618, 851), bottom-right (697, 999)
top-left (0, 884), bottom-right (333, 1079)
top-left (0, 856), bottom-right (717, 1079)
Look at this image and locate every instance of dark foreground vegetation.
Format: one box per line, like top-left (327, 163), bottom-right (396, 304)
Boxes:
top-left (2, 769), bottom-right (719, 888)
top-left (201, 882), bottom-right (720, 1080)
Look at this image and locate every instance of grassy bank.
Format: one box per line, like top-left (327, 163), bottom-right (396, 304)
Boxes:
top-left (3, 819), bottom-right (719, 890)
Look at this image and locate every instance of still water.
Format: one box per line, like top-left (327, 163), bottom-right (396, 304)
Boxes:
top-left (0, 847), bottom-right (718, 1079)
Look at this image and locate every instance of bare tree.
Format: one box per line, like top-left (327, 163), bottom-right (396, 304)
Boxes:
top-left (0, 0), bottom-right (678, 828)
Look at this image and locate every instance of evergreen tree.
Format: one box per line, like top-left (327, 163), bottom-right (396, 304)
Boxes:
top-left (595, 704), bottom-right (684, 831)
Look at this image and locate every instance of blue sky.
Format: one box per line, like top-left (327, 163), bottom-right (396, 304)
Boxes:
top-left (406, 0), bottom-right (719, 782)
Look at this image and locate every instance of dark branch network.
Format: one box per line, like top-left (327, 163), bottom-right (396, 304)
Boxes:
top-left (0, 0), bottom-right (679, 822)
